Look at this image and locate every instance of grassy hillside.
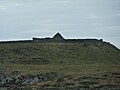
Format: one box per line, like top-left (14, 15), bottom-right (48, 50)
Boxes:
top-left (0, 41), bottom-right (120, 76)
top-left (0, 41), bottom-right (120, 87)
top-left (0, 41), bottom-right (120, 64)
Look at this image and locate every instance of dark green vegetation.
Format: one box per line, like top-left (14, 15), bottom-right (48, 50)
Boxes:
top-left (0, 40), bottom-right (120, 65)
top-left (0, 33), bottom-right (120, 88)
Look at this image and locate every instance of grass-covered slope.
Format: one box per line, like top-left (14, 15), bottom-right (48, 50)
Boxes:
top-left (0, 41), bottom-right (120, 64)
top-left (0, 40), bottom-right (120, 87)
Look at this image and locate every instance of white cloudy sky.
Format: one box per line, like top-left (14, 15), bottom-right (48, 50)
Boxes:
top-left (0, 0), bottom-right (120, 48)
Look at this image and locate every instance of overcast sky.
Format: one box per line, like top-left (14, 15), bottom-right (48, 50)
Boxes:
top-left (0, 0), bottom-right (120, 48)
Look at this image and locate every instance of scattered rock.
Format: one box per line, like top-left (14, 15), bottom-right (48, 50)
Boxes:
top-left (0, 70), bottom-right (57, 86)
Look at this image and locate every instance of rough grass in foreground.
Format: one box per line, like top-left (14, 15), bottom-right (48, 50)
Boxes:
top-left (0, 62), bottom-right (120, 76)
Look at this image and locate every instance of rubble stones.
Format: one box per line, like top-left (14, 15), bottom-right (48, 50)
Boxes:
top-left (0, 70), bottom-right (57, 86)
top-left (0, 74), bottom-right (5, 82)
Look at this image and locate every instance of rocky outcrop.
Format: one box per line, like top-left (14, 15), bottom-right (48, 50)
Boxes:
top-left (0, 70), bottom-right (57, 87)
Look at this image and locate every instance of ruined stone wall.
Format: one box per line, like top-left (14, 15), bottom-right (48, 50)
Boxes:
top-left (32, 38), bottom-right (103, 43)
top-left (0, 38), bottom-right (103, 44)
